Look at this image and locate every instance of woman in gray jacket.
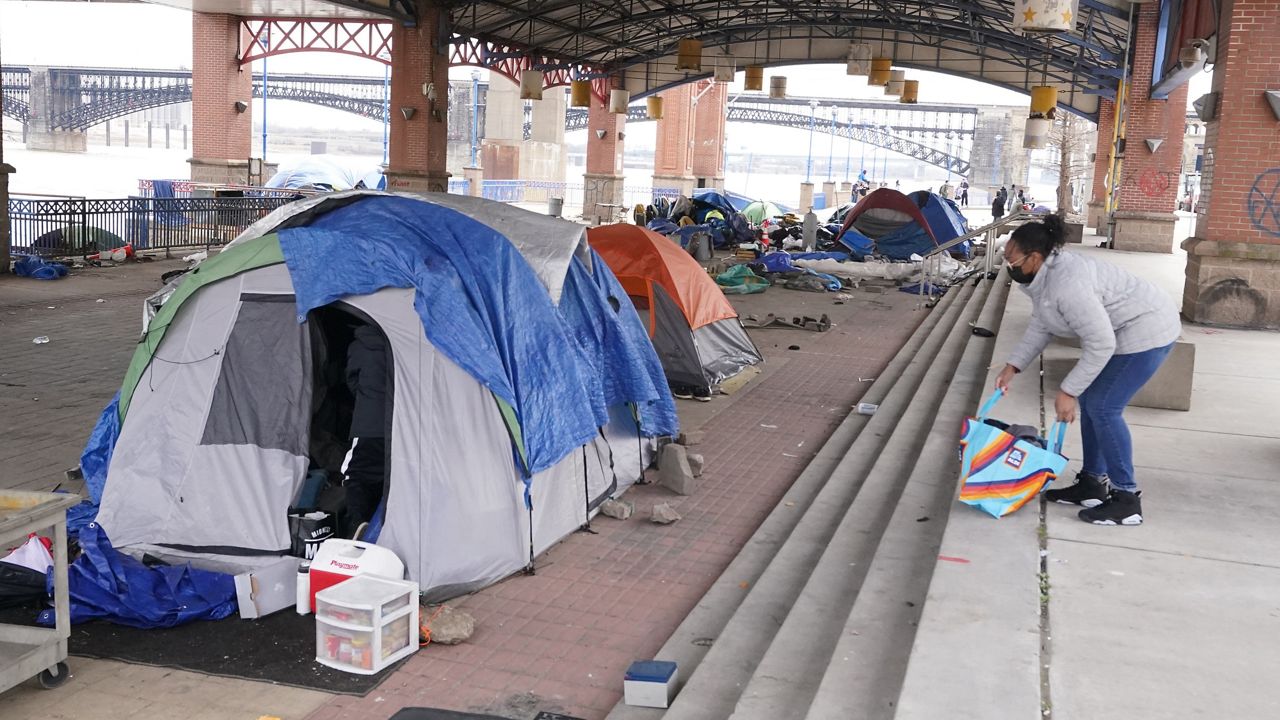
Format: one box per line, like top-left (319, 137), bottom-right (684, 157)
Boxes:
top-left (994, 216), bottom-right (1181, 526)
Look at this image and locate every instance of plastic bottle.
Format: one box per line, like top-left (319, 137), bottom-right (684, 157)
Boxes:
top-left (296, 560), bottom-right (311, 615)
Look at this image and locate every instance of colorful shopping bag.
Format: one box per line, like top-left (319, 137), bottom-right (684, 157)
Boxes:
top-left (958, 390), bottom-right (1068, 518)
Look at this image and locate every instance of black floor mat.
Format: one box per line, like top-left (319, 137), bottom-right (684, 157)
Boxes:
top-left (0, 605), bottom-right (405, 695)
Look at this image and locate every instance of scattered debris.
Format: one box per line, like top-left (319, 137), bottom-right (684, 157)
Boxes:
top-left (421, 605), bottom-right (475, 645)
top-left (760, 424), bottom-right (779, 429)
top-left (183, 250), bottom-right (208, 264)
top-left (659, 444), bottom-right (697, 495)
top-left (915, 516), bottom-right (930, 523)
top-left (599, 498), bottom-right (634, 520)
top-left (32, 336), bottom-right (50, 345)
top-left (651, 503), bottom-right (682, 525)
top-left (741, 313), bottom-right (832, 332)
top-left (836, 293), bottom-right (853, 302)
top-left (687, 452), bottom-right (705, 478)
top-left (95, 298), bottom-right (105, 303)
top-left (971, 326), bottom-right (996, 338)
top-left (784, 501), bottom-right (796, 507)
top-left (856, 402), bottom-right (878, 416)
top-left (857, 377), bottom-right (876, 382)
top-left (788, 345), bottom-right (801, 351)
top-left (937, 555), bottom-right (971, 564)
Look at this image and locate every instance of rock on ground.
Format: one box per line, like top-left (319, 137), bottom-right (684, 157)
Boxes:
top-left (659, 443), bottom-right (697, 495)
top-left (599, 498), bottom-right (634, 520)
top-left (425, 605), bottom-right (475, 645)
top-left (651, 503), bottom-right (682, 525)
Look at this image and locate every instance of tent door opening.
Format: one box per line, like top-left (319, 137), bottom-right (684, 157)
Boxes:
top-left (307, 303), bottom-right (395, 540)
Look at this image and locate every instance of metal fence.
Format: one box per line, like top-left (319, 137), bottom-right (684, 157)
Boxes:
top-left (8, 194), bottom-right (297, 257)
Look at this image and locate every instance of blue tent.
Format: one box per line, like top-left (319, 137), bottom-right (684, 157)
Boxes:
top-left (691, 189), bottom-right (738, 217)
top-left (910, 190), bottom-right (970, 257)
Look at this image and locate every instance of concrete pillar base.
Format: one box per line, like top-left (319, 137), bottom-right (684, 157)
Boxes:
top-left (1086, 201), bottom-right (1107, 231)
top-left (583, 173), bottom-right (624, 225)
top-left (26, 131), bottom-right (87, 153)
top-left (463, 166), bottom-right (483, 197)
top-left (653, 174), bottom-right (695, 197)
top-left (384, 169), bottom-right (450, 195)
top-left (1182, 238), bottom-right (1280, 330)
top-left (1111, 210), bottom-right (1177, 253)
top-left (1, 162), bottom-right (14, 272)
top-left (822, 181), bottom-right (837, 209)
top-left (189, 158), bottom-right (250, 185)
top-left (694, 176), bottom-right (724, 191)
top-left (799, 182), bottom-right (815, 211)
top-left (840, 182), bottom-right (853, 203)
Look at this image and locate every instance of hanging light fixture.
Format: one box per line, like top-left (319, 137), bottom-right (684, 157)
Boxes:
top-left (744, 65), bottom-right (765, 91)
top-left (675, 38), bottom-right (704, 71)
top-left (884, 70), bottom-right (906, 96)
top-left (846, 43), bottom-right (873, 76)
top-left (569, 79), bottom-right (592, 108)
top-left (900, 79), bottom-right (919, 104)
top-left (519, 70), bottom-right (544, 101)
top-left (609, 88), bottom-right (631, 114)
top-left (646, 95), bottom-right (664, 119)
top-left (713, 51), bottom-right (737, 82)
top-left (868, 58), bottom-right (892, 86)
top-left (1024, 84), bottom-right (1058, 148)
top-left (1012, 0), bottom-right (1079, 33)
top-left (769, 76), bottom-right (787, 99)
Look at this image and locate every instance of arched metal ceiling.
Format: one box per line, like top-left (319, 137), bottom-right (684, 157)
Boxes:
top-left (445, 0), bottom-right (1135, 120)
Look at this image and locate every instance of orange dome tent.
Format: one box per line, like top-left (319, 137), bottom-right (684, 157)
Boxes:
top-left (588, 224), bottom-right (762, 391)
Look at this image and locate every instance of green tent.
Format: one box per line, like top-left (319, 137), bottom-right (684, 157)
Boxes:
top-left (742, 200), bottom-right (784, 225)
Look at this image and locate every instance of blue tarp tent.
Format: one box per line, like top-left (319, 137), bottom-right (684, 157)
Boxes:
top-left (76, 192), bottom-right (677, 623)
top-left (266, 156), bottom-right (385, 191)
top-left (910, 191), bottom-right (971, 258)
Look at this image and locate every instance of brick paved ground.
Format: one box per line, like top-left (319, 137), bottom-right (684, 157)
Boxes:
top-left (0, 262), bottom-right (924, 719)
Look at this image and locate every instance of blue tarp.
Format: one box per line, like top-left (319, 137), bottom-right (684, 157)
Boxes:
top-left (647, 218), bottom-right (680, 236)
top-left (758, 252), bottom-right (796, 273)
top-left (67, 393), bottom-right (121, 536)
top-left (790, 251), bottom-right (853, 263)
top-left (837, 227), bottom-right (876, 260)
top-left (279, 196), bottom-right (601, 477)
top-left (36, 523), bottom-right (237, 629)
top-left (707, 189), bottom-right (756, 213)
top-left (909, 191), bottom-right (972, 259)
top-left (266, 157), bottom-right (384, 192)
top-left (691, 189), bottom-right (737, 217)
top-left (576, 250), bottom-right (679, 436)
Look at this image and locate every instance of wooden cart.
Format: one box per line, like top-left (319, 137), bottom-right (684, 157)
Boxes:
top-left (0, 490), bottom-right (80, 693)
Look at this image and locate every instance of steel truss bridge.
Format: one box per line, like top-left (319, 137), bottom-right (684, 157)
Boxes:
top-left (2, 65), bottom-right (976, 173)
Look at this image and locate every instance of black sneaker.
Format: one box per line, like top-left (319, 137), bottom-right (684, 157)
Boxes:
top-left (1044, 472), bottom-right (1109, 508)
top-left (692, 386), bottom-right (712, 403)
top-left (1078, 490), bottom-right (1143, 526)
top-left (672, 385), bottom-right (694, 400)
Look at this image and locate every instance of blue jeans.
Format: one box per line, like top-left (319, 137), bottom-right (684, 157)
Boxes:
top-left (1077, 343), bottom-right (1174, 492)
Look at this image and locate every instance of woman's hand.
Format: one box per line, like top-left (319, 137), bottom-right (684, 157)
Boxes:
top-left (1055, 390), bottom-right (1078, 423)
top-left (994, 364), bottom-right (1019, 393)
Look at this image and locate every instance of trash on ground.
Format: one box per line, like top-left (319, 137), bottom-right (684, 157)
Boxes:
top-left (971, 326), bottom-right (996, 337)
top-left (13, 255), bottom-right (69, 280)
top-left (32, 336), bottom-right (50, 344)
top-left (788, 345), bottom-right (801, 351)
top-left (856, 403), bottom-right (878, 415)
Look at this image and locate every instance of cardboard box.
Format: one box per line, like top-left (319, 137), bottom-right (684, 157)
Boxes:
top-left (234, 556), bottom-right (301, 619)
top-left (623, 660), bottom-right (678, 708)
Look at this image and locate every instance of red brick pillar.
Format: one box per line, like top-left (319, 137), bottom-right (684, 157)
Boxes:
top-left (384, 0), bottom-right (450, 193)
top-left (692, 80), bottom-right (728, 191)
top-left (1110, 2), bottom-right (1190, 253)
top-left (583, 86), bottom-right (626, 224)
top-left (652, 83), bottom-right (696, 196)
top-left (1087, 97), bottom-right (1116, 229)
top-left (189, 13), bottom-right (253, 184)
top-left (1182, 0), bottom-right (1280, 328)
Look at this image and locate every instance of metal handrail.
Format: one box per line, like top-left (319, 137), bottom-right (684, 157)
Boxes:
top-left (923, 210), bottom-right (1034, 259)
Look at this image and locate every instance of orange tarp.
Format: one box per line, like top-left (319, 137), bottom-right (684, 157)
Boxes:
top-left (587, 224), bottom-right (739, 332)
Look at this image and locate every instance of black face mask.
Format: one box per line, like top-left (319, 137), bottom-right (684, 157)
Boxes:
top-left (1007, 264), bottom-right (1036, 285)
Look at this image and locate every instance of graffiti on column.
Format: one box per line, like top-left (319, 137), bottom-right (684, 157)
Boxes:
top-left (1247, 169), bottom-right (1280, 238)
top-left (1119, 169), bottom-right (1177, 198)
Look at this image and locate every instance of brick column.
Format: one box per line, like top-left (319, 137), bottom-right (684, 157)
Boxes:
top-left (1110, 3), bottom-right (1190, 253)
top-left (652, 83), bottom-right (695, 196)
top-left (1087, 97), bottom-right (1116, 230)
top-left (189, 13), bottom-right (253, 184)
top-left (1182, 0), bottom-right (1280, 329)
top-left (691, 80), bottom-right (727, 190)
top-left (583, 87), bottom-right (625, 224)
top-left (384, 0), bottom-right (450, 194)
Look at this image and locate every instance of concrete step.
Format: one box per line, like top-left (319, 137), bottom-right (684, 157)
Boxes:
top-left (803, 275), bottom-right (1011, 720)
top-left (605, 285), bottom-right (968, 720)
top-left (724, 278), bottom-right (994, 719)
